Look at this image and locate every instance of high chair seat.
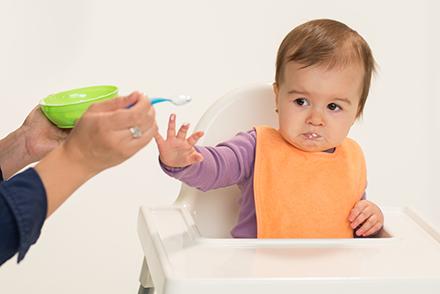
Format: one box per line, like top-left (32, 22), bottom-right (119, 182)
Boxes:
top-left (137, 83), bottom-right (440, 294)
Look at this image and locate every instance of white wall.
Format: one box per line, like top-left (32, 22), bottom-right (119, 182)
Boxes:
top-left (424, 0), bottom-right (440, 230)
top-left (0, 0), bottom-right (438, 293)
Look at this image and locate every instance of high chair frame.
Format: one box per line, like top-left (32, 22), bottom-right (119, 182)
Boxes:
top-left (137, 83), bottom-right (440, 294)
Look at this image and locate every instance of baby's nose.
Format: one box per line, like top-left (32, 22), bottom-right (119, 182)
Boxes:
top-left (306, 110), bottom-right (325, 126)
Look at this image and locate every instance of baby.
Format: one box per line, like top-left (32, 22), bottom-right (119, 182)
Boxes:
top-left (155, 19), bottom-right (384, 238)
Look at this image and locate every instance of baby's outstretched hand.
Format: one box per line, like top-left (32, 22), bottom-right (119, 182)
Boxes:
top-left (154, 114), bottom-right (204, 168)
top-left (349, 200), bottom-right (384, 237)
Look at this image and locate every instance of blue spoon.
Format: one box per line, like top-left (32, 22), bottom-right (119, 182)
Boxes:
top-left (150, 95), bottom-right (192, 106)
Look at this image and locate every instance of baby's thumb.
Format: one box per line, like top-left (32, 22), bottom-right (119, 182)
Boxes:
top-left (154, 132), bottom-right (165, 146)
top-left (190, 152), bottom-right (204, 163)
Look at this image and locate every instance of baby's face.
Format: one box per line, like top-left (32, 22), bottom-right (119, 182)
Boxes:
top-left (274, 61), bottom-right (363, 152)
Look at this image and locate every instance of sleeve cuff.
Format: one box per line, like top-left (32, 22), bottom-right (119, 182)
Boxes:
top-left (1, 168), bottom-right (47, 262)
top-left (158, 153), bottom-right (199, 175)
top-left (159, 159), bottom-right (187, 173)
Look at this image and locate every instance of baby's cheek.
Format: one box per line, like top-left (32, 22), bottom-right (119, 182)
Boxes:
top-left (278, 128), bottom-right (291, 142)
top-left (281, 127), bottom-right (298, 143)
top-left (329, 129), bottom-right (347, 145)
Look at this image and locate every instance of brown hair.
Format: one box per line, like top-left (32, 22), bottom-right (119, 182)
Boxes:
top-left (275, 19), bottom-right (376, 117)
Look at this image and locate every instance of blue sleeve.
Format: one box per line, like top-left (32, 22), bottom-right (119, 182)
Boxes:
top-left (0, 168), bottom-right (47, 265)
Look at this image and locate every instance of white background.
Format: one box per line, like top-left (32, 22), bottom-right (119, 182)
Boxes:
top-left (0, 0), bottom-right (439, 293)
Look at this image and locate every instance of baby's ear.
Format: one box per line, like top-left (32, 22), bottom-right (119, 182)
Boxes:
top-left (272, 83), bottom-right (280, 109)
top-left (272, 82), bottom-right (279, 95)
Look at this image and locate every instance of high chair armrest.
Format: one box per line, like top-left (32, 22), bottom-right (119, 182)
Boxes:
top-left (138, 205), bottom-right (440, 294)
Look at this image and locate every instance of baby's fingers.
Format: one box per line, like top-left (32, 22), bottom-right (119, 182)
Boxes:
top-left (350, 207), bottom-right (372, 229)
top-left (176, 123), bottom-right (190, 140)
top-left (167, 114), bottom-right (177, 140)
top-left (349, 200), bottom-right (369, 222)
top-left (187, 131), bottom-right (204, 146)
top-left (154, 132), bottom-right (166, 147)
top-left (361, 222), bottom-right (383, 237)
top-left (355, 214), bottom-right (378, 236)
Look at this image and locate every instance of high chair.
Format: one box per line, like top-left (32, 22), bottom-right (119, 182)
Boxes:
top-left (137, 83), bottom-right (440, 294)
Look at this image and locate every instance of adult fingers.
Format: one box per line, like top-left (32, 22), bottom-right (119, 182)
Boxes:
top-left (89, 91), bottom-right (141, 113)
top-left (123, 124), bottom-right (158, 153)
top-left (107, 95), bottom-right (155, 131)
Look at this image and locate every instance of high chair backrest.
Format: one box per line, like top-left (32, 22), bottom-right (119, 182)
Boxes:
top-left (175, 83), bottom-right (278, 238)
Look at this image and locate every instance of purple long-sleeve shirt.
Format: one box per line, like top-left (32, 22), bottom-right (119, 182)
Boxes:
top-left (161, 130), bottom-right (258, 237)
top-left (160, 129), bottom-right (365, 238)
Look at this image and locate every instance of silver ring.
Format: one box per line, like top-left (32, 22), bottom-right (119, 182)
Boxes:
top-left (129, 126), bottom-right (142, 138)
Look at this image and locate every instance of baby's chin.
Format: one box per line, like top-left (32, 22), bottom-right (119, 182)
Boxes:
top-left (281, 134), bottom-right (335, 152)
top-left (294, 144), bottom-right (329, 152)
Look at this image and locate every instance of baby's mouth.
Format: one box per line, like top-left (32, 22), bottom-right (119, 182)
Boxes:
top-left (302, 132), bottom-right (321, 140)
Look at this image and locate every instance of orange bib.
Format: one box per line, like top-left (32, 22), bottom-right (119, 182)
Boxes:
top-left (254, 126), bottom-right (366, 238)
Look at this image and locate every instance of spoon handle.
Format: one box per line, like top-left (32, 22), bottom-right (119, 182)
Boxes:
top-left (149, 97), bottom-right (170, 105)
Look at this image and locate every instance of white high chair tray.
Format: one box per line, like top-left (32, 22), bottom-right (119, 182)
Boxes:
top-left (138, 206), bottom-right (440, 294)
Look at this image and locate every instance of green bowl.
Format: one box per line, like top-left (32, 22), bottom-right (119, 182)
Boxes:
top-left (40, 85), bottom-right (119, 128)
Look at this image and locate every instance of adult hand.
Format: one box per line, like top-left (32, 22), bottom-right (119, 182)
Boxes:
top-left (0, 107), bottom-right (68, 179)
top-left (21, 106), bottom-right (69, 163)
top-left (63, 91), bottom-right (157, 174)
top-left (36, 91), bottom-right (158, 216)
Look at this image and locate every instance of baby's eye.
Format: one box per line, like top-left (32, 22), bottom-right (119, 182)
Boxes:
top-left (327, 103), bottom-right (342, 111)
top-left (294, 98), bottom-right (309, 106)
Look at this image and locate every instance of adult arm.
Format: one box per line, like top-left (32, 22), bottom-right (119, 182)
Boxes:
top-left (0, 92), bottom-right (157, 265)
top-left (0, 168), bottom-right (47, 265)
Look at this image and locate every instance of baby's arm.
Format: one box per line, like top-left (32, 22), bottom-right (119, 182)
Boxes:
top-left (155, 114), bottom-right (255, 191)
